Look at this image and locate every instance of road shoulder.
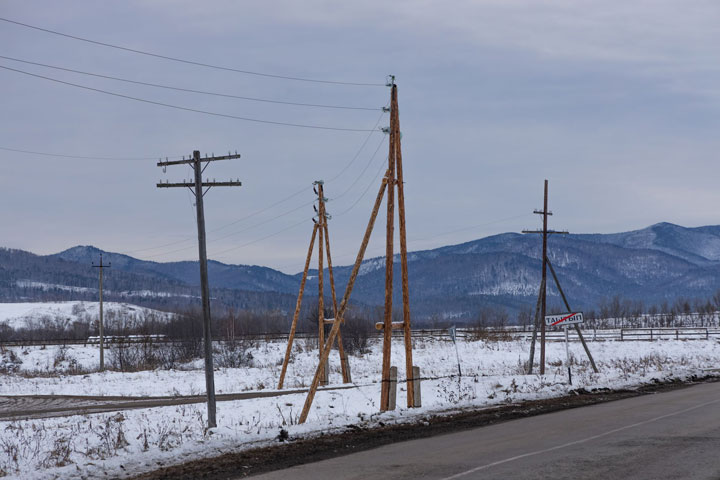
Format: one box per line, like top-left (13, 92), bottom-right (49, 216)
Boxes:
top-left (131, 374), bottom-right (718, 480)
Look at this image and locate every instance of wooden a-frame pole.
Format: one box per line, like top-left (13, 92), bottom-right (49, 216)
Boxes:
top-left (380, 80), bottom-right (414, 410)
top-left (299, 80), bottom-right (417, 422)
top-left (278, 183), bottom-right (349, 389)
top-left (299, 176), bottom-right (389, 423)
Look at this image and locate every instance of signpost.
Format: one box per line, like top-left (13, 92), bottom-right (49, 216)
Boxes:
top-left (448, 325), bottom-right (462, 378)
top-left (544, 312), bottom-right (583, 385)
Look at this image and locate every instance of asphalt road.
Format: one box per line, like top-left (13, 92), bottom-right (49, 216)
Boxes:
top-left (251, 381), bottom-right (720, 480)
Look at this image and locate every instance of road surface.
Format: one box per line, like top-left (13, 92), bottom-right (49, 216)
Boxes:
top-left (252, 381), bottom-right (720, 480)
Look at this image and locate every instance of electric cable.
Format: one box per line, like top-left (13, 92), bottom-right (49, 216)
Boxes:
top-left (0, 17), bottom-right (385, 86)
top-left (0, 55), bottom-right (382, 111)
top-left (0, 64), bottom-right (379, 132)
top-left (0, 145), bottom-right (179, 161)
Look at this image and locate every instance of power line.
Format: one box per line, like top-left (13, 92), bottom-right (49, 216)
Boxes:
top-left (332, 135), bottom-right (387, 201)
top-left (0, 145), bottom-right (178, 161)
top-left (170, 139), bottom-right (387, 261)
top-left (0, 17), bottom-right (385, 87)
top-left (326, 110), bottom-right (387, 183)
top-left (0, 55), bottom-right (382, 111)
top-left (127, 112), bottom-right (387, 256)
top-left (334, 150), bottom-right (389, 217)
top-left (211, 216), bottom-right (312, 259)
top-left (0, 64), bottom-right (380, 132)
top-left (408, 213), bottom-right (534, 243)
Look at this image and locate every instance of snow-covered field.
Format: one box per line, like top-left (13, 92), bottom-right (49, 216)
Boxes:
top-left (1, 336), bottom-right (718, 479)
top-left (0, 301), bottom-right (175, 331)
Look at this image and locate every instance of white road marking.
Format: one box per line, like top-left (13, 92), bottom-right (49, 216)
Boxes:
top-left (439, 396), bottom-right (720, 479)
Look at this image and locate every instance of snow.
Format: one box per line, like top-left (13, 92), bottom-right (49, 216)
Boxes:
top-left (15, 281), bottom-right (197, 299)
top-left (1, 336), bottom-right (719, 479)
top-left (469, 281), bottom-right (538, 296)
top-left (0, 302), bottom-right (175, 331)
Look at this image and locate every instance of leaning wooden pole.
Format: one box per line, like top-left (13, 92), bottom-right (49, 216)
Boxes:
top-left (546, 258), bottom-right (599, 373)
top-left (324, 220), bottom-right (350, 383)
top-left (278, 223), bottom-right (318, 389)
top-left (299, 175), bottom-right (389, 424)
top-left (392, 84), bottom-right (415, 408)
top-left (527, 277), bottom-right (545, 375)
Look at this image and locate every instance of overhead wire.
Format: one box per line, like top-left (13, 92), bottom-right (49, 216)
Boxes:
top-left (408, 213), bottom-right (534, 243)
top-left (331, 135), bottom-right (386, 202)
top-left (0, 16), bottom-right (385, 87)
top-left (210, 216), bottom-right (312, 259)
top-left (0, 55), bottom-right (382, 111)
top-left (126, 111), bottom-right (388, 257)
top-left (0, 145), bottom-right (180, 161)
top-left (0, 64), bottom-right (380, 132)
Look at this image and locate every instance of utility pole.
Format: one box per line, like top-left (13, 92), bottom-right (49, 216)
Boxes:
top-left (278, 181), bottom-right (350, 390)
top-left (298, 76), bottom-right (418, 424)
top-left (92, 253), bottom-right (110, 371)
top-left (157, 150), bottom-right (242, 428)
top-left (523, 180), bottom-right (567, 375)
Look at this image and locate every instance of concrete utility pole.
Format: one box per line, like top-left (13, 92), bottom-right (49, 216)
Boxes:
top-left (92, 254), bottom-right (110, 371)
top-left (157, 150), bottom-right (242, 428)
top-left (523, 180), bottom-right (567, 375)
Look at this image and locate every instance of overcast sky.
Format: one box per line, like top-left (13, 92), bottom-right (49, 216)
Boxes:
top-left (2, 1), bottom-right (720, 273)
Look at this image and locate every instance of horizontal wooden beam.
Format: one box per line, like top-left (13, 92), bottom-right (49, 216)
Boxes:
top-left (157, 181), bottom-right (242, 188)
top-left (157, 153), bottom-right (241, 167)
top-left (375, 321), bottom-right (405, 330)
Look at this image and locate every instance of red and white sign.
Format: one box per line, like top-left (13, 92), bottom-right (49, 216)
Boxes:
top-left (544, 312), bottom-right (584, 327)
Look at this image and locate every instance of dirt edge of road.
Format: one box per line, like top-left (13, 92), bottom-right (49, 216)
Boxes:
top-left (132, 375), bottom-right (718, 480)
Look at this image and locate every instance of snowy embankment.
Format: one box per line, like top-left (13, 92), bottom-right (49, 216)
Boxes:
top-left (1, 337), bottom-right (718, 479)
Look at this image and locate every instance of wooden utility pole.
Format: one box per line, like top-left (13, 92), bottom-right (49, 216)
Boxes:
top-left (298, 77), bottom-right (417, 423)
top-left (278, 181), bottom-right (349, 389)
top-left (157, 150), bottom-right (242, 428)
top-left (92, 254), bottom-right (110, 371)
top-left (523, 180), bottom-right (567, 375)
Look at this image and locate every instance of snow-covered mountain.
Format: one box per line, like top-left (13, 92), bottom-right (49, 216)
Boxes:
top-left (3, 222), bottom-right (720, 320)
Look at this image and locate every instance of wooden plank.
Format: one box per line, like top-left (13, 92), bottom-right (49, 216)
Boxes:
top-left (375, 322), bottom-right (405, 330)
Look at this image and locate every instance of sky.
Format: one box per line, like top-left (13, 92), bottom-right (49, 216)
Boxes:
top-left (2, 1), bottom-right (720, 273)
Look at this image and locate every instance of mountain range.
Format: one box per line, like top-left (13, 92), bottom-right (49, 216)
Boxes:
top-left (3, 222), bottom-right (720, 322)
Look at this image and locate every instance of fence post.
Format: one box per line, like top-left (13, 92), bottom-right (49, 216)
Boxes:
top-left (343, 352), bottom-right (352, 383)
top-left (620, 329), bottom-right (624, 342)
top-left (388, 366), bottom-right (397, 410)
top-left (412, 365), bottom-right (421, 407)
